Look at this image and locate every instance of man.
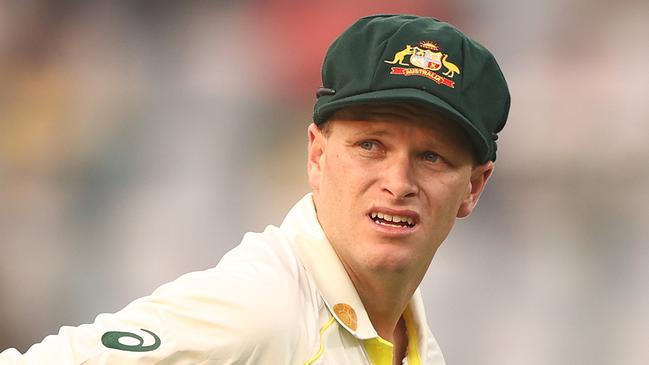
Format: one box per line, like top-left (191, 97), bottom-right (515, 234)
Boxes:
top-left (0, 14), bottom-right (509, 364)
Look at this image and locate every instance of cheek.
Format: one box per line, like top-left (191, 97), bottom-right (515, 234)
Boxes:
top-left (317, 152), bottom-right (367, 250)
top-left (317, 152), bottom-right (353, 226)
top-left (420, 180), bottom-right (467, 246)
top-left (321, 150), bottom-right (373, 196)
top-left (423, 173), bottom-right (471, 216)
top-left (318, 151), bottom-right (376, 237)
top-left (320, 153), bottom-right (345, 195)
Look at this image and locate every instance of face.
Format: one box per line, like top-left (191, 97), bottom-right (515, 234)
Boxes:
top-left (307, 103), bottom-right (493, 277)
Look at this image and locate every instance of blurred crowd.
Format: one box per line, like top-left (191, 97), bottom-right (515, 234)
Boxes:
top-left (1, 1), bottom-right (648, 364)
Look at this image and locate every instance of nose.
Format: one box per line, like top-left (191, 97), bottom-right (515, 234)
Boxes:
top-left (380, 154), bottom-right (419, 200)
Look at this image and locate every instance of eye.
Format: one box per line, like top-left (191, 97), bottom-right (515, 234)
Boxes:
top-left (359, 141), bottom-right (376, 150)
top-left (422, 151), bottom-right (439, 162)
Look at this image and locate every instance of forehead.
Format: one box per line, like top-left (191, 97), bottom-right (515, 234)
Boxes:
top-left (327, 103), bottom-right (473, 151)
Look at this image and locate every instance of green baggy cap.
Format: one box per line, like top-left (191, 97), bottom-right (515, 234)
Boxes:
top-left (313, 14), bottom-right (511, 163)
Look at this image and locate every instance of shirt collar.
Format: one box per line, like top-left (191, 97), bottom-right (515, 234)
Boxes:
top-left (280, 193), bottom-right (429, 343)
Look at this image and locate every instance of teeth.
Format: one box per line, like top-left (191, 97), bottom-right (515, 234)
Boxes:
top-left (370, 211), bottom-right (415, 226)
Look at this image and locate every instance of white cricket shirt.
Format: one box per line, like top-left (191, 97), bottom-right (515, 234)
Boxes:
top-left (0, 194), bottom-right (446, 364)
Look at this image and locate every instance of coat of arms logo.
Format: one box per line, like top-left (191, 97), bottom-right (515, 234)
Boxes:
top-left (384, 41), bottom-right (460, 88)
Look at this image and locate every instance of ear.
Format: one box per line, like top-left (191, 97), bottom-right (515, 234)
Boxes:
top-left (456, 161), bottom-right (494, 218)
top-left (307, 123), bottom-right (327, 193)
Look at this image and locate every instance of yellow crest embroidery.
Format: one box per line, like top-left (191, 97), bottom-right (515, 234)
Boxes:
top-left (384, 41), bottom-right (460, 88)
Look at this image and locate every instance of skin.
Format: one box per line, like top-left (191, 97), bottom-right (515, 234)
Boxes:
top-left (307, 103), bottom-right (494, 363)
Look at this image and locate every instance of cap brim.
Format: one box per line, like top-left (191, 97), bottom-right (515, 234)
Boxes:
top-left (315, 88), bottom-right (492, 163)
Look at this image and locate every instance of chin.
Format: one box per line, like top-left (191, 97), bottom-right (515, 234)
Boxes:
top-left (363, 246), bottom-right (417, 273)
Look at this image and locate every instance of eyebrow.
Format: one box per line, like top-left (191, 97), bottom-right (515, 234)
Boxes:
top-left (348, 128), bottom-right (391, 139)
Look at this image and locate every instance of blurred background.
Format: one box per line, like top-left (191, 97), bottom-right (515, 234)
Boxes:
top-left (1, 1), bottom-right (648, 364)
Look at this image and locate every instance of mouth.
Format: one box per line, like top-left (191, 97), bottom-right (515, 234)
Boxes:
top-left (368, 210), bottom-right (418, 229)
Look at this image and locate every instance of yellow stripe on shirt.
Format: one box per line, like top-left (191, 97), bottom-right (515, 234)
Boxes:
top-left (304, 316), bottom-right (337, 365)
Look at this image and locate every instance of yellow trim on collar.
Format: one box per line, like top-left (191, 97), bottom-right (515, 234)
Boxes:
top-left (404, 308), bottom-right (422, 365)
top-left (362, 337), bottom-right (394, 365)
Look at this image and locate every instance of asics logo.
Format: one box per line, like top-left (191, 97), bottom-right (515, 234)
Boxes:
top-left (101, 328), bottom-right (161, 352)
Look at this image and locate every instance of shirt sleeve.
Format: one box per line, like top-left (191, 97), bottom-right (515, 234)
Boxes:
top-left (0, 234), bottom-right (301, 365)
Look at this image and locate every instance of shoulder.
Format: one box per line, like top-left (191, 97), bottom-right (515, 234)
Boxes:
top-left (131, 225), bottom-right (313, 354)
top-left (216, 224), bottom-right (303, 280)
top-left (1, 225), bottom-right (320, 364)
top-left (155, 225), bottom-right (304, 308)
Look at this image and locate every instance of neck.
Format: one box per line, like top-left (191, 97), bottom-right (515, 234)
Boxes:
top-left (345, 265), bottom-right (423, 342)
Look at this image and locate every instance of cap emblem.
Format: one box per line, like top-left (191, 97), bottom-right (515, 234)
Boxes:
top-left (384, 41), bottom-right (460, 88)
